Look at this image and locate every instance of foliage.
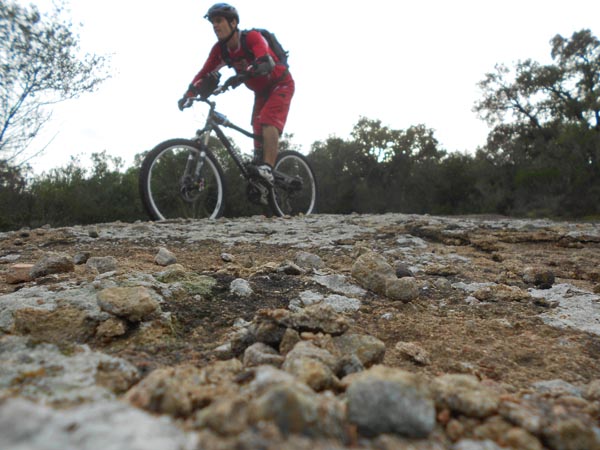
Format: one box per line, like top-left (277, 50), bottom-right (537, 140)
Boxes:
top-left (0, 0), bottom-right (109, 165)
top-left (309, 119), bottom-right (448, 214)
top-left (473, 29), bottom-right (600, 217)
top-left (0, 152), bottom-right (144, 231)
top-left (0, 159), bottom-right (31, 230)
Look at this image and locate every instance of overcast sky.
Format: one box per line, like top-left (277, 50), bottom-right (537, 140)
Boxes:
top-left (21, 0), bottom-right (600, 174)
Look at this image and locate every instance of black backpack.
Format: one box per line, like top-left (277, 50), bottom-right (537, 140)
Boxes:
top-left (220, 28), bottom-right (289, 69)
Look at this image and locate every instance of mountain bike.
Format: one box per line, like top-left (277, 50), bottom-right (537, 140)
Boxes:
top-left (139, 73), bottom-right (318, 220)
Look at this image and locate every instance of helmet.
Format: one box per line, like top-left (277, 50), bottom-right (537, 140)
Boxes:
top-left (204, 3), bottom-right (239, 23)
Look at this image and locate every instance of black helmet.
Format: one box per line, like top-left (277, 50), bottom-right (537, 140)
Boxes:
top-left (204, 3), bottom-right (239, 23)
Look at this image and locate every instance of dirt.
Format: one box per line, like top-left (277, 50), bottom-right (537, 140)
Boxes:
top-left (2, 215), bottom-right (599, 394)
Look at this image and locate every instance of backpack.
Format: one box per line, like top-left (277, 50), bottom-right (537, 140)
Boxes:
top-left (220, 28), bottom-right (289, 69)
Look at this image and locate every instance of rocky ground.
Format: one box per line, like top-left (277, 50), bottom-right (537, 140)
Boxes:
top-left (1, 213), bottom-right (600, 450)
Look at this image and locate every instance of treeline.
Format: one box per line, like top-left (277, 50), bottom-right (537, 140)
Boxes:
top-left (0, 114), bottom-right (597, 232)
top-left (0, 154), bottom-right (144, 231)
top-left (1, 29), bottom-right (599, 231)
top-left (310, 117), bottom-right (599, 218)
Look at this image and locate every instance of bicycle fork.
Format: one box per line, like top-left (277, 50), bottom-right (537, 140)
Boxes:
top-left (179, 139), bottom-right (209, 202)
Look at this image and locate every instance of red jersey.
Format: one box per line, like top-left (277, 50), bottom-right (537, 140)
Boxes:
top-left (191, 30), bottom-right (292, 94)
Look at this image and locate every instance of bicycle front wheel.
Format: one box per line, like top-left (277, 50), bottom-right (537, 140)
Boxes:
top-left (269, 150), bottom-right (318, 216)
top-left (139, 139), bottom-right (226, 220)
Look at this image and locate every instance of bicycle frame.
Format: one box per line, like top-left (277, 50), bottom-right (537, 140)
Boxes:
top-left (192, 98), bottom-right (261, 180)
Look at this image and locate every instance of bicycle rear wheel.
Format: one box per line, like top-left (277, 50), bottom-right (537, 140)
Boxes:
top-left (269, 150), bottom-right (318, 216)
top-left (139, 139), bottom-right (226, 220)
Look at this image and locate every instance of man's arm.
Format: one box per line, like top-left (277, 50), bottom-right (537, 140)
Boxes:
top-left (178, 44), bottom-right (225, 110)
top-left (190, 44), bottom-right (226, 88)
top-left (245, 31), bottom-right (276, 76)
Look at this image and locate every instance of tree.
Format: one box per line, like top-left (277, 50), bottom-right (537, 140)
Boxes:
top-left (348, 118), bottom-right (447, 213)
top-left (0, 0), bottom-right (109, 165)
top-left (23, 152), bottom-right (144, 228)
top-left (475, 29), bottom-right (599, 140)
top-left (473, 29), bottom-right (600, 217)
top-left (0, 158), bottom-right (31, 230)
top-left (308, 137), bottom-right (366, 213)
top-left (306, 118), bottom-right (448, 214)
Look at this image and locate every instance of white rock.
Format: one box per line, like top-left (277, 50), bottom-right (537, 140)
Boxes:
top-left (230, 278), bottom-right (253, 297)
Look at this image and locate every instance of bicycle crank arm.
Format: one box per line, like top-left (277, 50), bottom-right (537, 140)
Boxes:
top-left (273, 170), bottom-right (303, 190)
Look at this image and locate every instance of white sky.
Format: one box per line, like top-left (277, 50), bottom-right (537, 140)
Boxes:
top-left (20, 0), bottom-right (600, 174)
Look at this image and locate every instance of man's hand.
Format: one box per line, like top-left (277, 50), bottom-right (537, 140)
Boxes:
top-left (246, 55), bottom-right (275, 77)
top-left (177, 97), bottom-right (190, 111)
top-left (198, 72), bottom-right (221, 99)
top-left (177, 83), bottom-right (200, 111)
top-left (186, 83), bottom-right (200, 97)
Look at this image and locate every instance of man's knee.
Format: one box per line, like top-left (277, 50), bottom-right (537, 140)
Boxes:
top-left (262, 124), bottom-right (280, 135)
top-left (262, 125), bottom-right (280, 147)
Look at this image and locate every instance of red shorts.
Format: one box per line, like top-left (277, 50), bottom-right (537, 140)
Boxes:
top-left (251, 78), bottom-right (295, 144)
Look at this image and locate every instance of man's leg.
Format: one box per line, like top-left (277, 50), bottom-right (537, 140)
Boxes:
top-left (255, 127), bottom-right (276, 185)
top-left (252, 79), bottom-right (295, 180)
top-left (262, 125), bottom-right (279, 167)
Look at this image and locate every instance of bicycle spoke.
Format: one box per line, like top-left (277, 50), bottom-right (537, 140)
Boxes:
top-left (140, 140), bottom-right (225, 220)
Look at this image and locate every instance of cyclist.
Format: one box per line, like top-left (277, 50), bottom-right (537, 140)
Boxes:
top-left (178, 3), bottom-right (294, 187)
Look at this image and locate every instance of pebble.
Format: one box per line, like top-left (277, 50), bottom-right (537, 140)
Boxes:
top-left (154, 247), bottom-right (177, 266)
top-left (230, 278), bottom-right (253, 297)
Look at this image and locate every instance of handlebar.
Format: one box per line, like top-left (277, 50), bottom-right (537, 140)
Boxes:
top-left (180, 73), bottom-right (250, 110)
top-left (213, 72), bottom-right (250, 95)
